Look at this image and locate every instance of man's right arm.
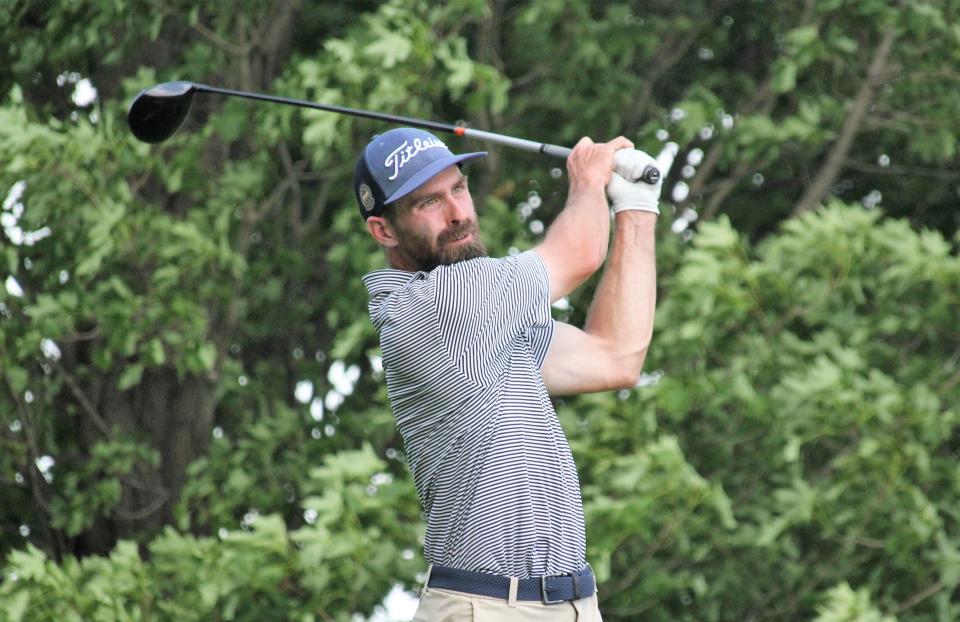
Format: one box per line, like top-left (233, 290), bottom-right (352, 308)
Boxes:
top-left (534, 136), bottom-right (633, 302)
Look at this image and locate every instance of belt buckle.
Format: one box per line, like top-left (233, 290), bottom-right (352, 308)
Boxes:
top-left (541, 575), bottom-right (564, 605)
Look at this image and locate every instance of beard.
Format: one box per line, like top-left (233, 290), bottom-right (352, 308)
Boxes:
top-left (395, 219), bottom-right (488, 272)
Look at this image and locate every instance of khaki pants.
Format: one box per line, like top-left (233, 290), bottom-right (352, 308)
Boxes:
top-left (413, 586), bottom-right (603, 621)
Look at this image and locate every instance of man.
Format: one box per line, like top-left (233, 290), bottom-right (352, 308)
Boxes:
top-left (355, 127), bottom-right (667, 621)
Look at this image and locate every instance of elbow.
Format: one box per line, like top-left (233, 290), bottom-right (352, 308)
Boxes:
top-left (572, 257), bottom-right (604, 286)
top-left (576, 244), bottom-right (606, 280)
top-left (609, 347), bottom-right (650, 390)
top-left (589, 246), bottom-right (607, 274)
top-left (587, 236), bottom-right (609, 272)
top-left (558, 248), bottom-right (604, 294)
top-left (568, 228), bottom-right (607, 277)
top-left (611, 370), bottom-right (640, 391)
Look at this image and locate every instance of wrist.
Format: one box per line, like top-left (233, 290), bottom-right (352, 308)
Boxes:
top-left (569, 177), bottom-right (608, 199)
top-left (566, 183), bottom-right (608, 214)
top-left (614, 211), bottom-right (657, 251)
top-left (612, 203), bottom-right (660, 215)
top-left (615, 209), bottom-right (658, 225)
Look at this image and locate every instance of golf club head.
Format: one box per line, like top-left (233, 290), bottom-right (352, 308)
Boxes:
top-left (127, 81), bottom-right (198, 143)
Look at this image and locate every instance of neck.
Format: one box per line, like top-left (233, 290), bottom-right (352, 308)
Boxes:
top-left (385, 247), bottom-right (420, 272)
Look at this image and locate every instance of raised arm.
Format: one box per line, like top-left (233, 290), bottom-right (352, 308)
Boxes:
top-left (534, 136), bottom-right (634, 302)
top-left (541, 146), bottom-right (675, 395)
top-left (542, 212), bottom-right (657, 394)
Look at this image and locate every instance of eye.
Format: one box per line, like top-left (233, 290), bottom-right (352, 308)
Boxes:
top-left (417, 196), bottom-right (440, 210)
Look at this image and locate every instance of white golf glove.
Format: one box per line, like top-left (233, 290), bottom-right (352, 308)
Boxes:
top-left (607, 143), bottom-right (678, 215)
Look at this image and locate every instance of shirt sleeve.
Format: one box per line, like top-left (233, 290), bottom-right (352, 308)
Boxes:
top-left (430, 251), bottom-right (555, 384)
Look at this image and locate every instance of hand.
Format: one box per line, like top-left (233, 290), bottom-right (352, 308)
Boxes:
top-left (607, 143), bottom-right (678, 215)
top-left (566, 136), bottom-right (635, 192)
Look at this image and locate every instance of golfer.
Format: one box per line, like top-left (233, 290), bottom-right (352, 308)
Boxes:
top-left (356, 127), bottom-right (666, 621)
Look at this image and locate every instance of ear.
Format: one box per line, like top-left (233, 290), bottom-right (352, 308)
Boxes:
top-left (366, 216), bottom-right (399, 248)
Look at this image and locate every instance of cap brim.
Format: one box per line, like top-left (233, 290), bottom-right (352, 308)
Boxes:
top-left (384, 152), bottom-right (487, 205)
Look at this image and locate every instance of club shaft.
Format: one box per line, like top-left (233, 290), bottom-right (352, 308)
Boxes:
top-left (141, 82), bottom-right (660, 183)
top-left (193, 84), bottom-right (571, 158)
top-left (459, 129), bottom-right (659, 184)
top-left (457, 128), bottom-right (571, 159)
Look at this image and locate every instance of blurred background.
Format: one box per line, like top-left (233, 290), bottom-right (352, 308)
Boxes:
top-left (1, 1), bottom-right (958, 620)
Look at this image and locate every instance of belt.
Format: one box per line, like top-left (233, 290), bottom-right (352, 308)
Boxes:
top-left (427, 564), bottom-right (595, 605)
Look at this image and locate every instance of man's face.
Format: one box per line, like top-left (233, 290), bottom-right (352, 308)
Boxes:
top-left (387, 165), bottom-right (487, 272)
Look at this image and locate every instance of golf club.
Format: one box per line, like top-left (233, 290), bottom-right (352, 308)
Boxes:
top-left (127, 81), bottom-right (661, 185)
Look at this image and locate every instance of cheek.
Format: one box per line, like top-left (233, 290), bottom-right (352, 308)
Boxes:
top-left (395, 217), bottom-right (438, 247)
top-left (413, 215), bottom-right (447, 238)
top-left (459, 194), bottom-right (476, 215)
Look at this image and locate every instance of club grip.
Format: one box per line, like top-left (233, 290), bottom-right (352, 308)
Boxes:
top-left (545, 145), bottom-right (661, 185)
top-left (638, 165), bottom-right (660, 185)
top-left (613, 149), bottom-right (662, 185)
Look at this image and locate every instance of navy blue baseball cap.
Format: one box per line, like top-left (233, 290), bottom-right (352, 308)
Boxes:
top-left (354, 128), bottom-right (486, 220)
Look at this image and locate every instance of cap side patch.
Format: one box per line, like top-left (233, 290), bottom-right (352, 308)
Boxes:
top-left (358, 183), bottom-right (375, 212)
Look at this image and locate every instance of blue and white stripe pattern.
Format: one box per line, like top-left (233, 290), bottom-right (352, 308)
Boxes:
top-left (363, 250), bottom-right (587, 578)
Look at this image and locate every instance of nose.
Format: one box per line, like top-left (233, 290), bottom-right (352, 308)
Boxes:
top-left (445, 192), bottom-right (471, 223)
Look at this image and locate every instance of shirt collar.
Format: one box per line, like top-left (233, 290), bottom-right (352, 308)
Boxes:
top-left (362, 268), bottom-right (426, 299)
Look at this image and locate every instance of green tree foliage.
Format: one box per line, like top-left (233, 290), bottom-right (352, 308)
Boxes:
top-left (564, 205), bottom-right (960, 620)
top-left (496, 0), bottom-right (960, 235)
top-left (1, 0), bottom-right (958, 620)
top-left (0, 445), bottom-right (421, 621)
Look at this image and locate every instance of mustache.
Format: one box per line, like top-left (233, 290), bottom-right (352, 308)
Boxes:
top-left (436, 220), bottom-right (478, 245)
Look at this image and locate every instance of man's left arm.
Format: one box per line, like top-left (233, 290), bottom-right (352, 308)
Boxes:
top-left (541, 146), bottom-right (675, 395)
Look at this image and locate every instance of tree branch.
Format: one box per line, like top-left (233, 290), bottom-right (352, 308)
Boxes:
top-left (59, 326), bottom-right (103, 343)
top-left (679, 0), bottom-right (817, 217)
top-left (54, 361), bottom-right (112, 438)
top-left (190, 20), bottom-right (249, 57)
top-left (679, 77), bottom-right (774, 217)
top-left (113, 489), bottom-right (170, 521)
top-left (843, 157), bottom-right (960, 180)
top-left (278, 141), bottom-right (308, 243)
top-left (1, 355), bottom-right (64, 557)
top-left (792, 27), bottom-right (898, 216)
top-left (895, 581), bottom-right (945, 614)
top-left (701, 154), bottom-right (755, 220)
top-left (623, 4), bottom-right (730, 135)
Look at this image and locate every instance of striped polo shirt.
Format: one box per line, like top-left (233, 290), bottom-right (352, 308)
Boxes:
top-left (363, 250), bottom-right (587, 579)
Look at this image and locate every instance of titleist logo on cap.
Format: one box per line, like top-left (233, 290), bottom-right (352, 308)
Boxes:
top-left (384, 137), bottom-right (447, 180)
